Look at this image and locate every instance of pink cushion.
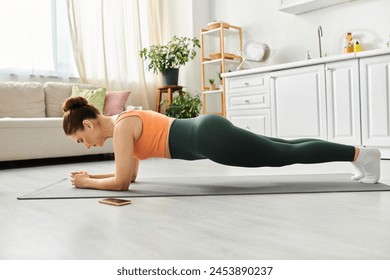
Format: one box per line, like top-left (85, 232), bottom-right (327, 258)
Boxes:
top-left (103, 91), bottom-right (131, 116)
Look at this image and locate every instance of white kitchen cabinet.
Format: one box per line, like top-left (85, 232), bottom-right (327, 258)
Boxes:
top-left (228, 109), bottom-right (272, 136)
top-left (360, 54), bottom-right (390, 153)
top-left (325, 59), bottom-right (361, 145)
top-left (223, 50), bottom-right (390, 158)
top-left (225, 73), bottom-right (271, 135)
top-left (277, 0), bottom-right (356, 15)
top-left (270, 64), bottom-right (327, 140)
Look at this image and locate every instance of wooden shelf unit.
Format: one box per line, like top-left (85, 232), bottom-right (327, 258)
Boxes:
top-left (200, 23), bottom-right (242, 116)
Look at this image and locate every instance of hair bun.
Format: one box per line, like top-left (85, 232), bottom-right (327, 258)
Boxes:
top-left (63, 96), bottom-right (88, 113)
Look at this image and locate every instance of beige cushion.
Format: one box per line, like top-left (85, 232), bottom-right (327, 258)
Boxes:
top-left (0, 82), bottom-right (45, 118)
top-left (44, 82), bottom-right (74, 117)
top-left (44, 82), bottom-right (99, 117)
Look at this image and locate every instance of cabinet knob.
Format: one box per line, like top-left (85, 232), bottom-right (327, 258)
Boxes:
top-left (325, 67), bottom-right (332, 71)
top-left (244, 82), bottom-right (250, 86)
top-left (244, 99), bottom-right (250, 104)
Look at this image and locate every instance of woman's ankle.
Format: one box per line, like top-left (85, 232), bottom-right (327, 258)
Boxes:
top-left (353, 147), bottom-right (360, 162)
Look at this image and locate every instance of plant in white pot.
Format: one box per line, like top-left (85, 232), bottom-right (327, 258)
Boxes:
top-left (139, 36), bottom-right (200, 86)
top-left (218, 72), bottom-right (223, 89)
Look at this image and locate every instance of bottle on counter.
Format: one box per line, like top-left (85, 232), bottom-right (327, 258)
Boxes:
top-left (344, 32), bottom-right (354, 53)
top-left (354, 40), bottom-right (361, 52)
top-left (305, 50), bottom-right (311, 60)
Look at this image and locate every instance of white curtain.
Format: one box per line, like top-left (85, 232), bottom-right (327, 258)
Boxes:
top-left (67, 0), bottom-right (166, 109)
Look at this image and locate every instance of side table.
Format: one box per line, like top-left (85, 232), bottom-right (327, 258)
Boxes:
top-left (156, 85), bottom-right (183, 113)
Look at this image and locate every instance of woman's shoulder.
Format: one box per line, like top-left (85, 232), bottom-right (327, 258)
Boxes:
top-left (116, 109), bottom-right (167, 123)
top-left (115, 110), bottom-right (138, 124)
top-left (114, 112), bottom-right (142, 139)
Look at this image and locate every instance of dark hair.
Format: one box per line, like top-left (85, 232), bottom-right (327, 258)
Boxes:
top-left (62, 96), bottom-right (100, 135)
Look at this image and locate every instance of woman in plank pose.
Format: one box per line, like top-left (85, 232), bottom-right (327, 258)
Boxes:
top-left (63, 96), bottom-right (381, 190)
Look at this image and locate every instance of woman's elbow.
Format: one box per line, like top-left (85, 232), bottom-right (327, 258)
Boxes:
top-left (114, 180), bottom-right (131, 191)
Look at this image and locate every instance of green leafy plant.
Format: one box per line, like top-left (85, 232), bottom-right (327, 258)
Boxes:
top-left (209, 78), bottom-right (215, 84)
top-left (164, 90), bottom-right (202, 118)
top-left (139, 36), bottom-right (200, 74)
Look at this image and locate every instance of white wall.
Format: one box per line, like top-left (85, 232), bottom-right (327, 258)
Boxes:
top-left (209, 0), bottom-right (390, 64)
top-left (163, 0), bottom-right (210, 95)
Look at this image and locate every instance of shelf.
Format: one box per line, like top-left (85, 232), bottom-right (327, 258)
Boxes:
top-left (201, 27), bottom-right (240, 37)
top-left (202, 58), bottom-right (241, 66)
top-left (204, 112), bottom-right (224, 116)
top-left (200, 23), bottom-right (242, 117)
top-left (203, 89), bottom-right (224, 94)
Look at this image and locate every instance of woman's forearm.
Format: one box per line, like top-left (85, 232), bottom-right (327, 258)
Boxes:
top-left (83, 176), bottom-right (130, 190)
top-left (90, 172), bottom-right (137, 186)
top-left (90, 173), bottom-right (115, 179)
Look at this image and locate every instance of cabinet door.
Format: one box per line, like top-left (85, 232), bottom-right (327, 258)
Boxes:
top-left (360, 55), bottom-right (390, 147)
top-left (326, 59), bottom-right (361, 145)
top-left (227, 109), bottom-right (271, 136)
top-left (270, 64), bottom-right (327, 140)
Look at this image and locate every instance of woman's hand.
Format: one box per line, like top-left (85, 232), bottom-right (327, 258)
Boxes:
top-left (70, 171), bottom-right (91, 188)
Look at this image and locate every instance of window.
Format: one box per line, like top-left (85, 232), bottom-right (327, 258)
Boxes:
top-left (0, 0), bottom-right (77, 77)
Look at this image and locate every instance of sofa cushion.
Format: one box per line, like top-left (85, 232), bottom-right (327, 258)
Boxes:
top-left (44, 82), bottom-right (99, 117)
top-left (0, 82), bottom-right (45, 118)
top-left (71, 86), bottom-right (106, 113)
top-left (103, 91), bottom-right (131, 116)
top-left (44, 82), bottom-right (74, 117)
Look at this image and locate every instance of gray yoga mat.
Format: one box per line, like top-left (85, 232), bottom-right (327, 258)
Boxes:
top-left (17, 173), bottom-right (390, 200)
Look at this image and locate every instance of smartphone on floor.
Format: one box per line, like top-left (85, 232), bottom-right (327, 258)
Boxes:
top-left (99, 198), bottom-right (132, 206)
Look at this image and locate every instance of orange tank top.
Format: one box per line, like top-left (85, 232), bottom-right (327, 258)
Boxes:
top-left (115, 110), bottom-right (173, 160)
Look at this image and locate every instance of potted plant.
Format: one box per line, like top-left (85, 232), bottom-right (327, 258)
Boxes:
top-left (209, 78), bottom-right (216, 90)
top-left (218, 72), bottom-right (223, 89)
top-left (139, 36), bottom-right (200, 85)
top-left (164, 89), bottom-right (202, 118)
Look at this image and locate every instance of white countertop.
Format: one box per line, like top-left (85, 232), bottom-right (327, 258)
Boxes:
top-left (222, 48), bottom-right (390, 78)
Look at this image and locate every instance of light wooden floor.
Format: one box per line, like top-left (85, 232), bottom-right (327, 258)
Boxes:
top-left (0, 157), bottom-right (389, 259)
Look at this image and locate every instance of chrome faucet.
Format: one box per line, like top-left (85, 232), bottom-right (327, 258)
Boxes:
top-left (318, 26), bottom-right (323, 58)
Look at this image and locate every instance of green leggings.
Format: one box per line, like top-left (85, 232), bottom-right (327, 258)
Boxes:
top-left (168, 115), bottom-right (355, 167)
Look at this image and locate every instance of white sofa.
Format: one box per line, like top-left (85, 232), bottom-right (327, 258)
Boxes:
top-left (0, 81), bottom-right (113, 161)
